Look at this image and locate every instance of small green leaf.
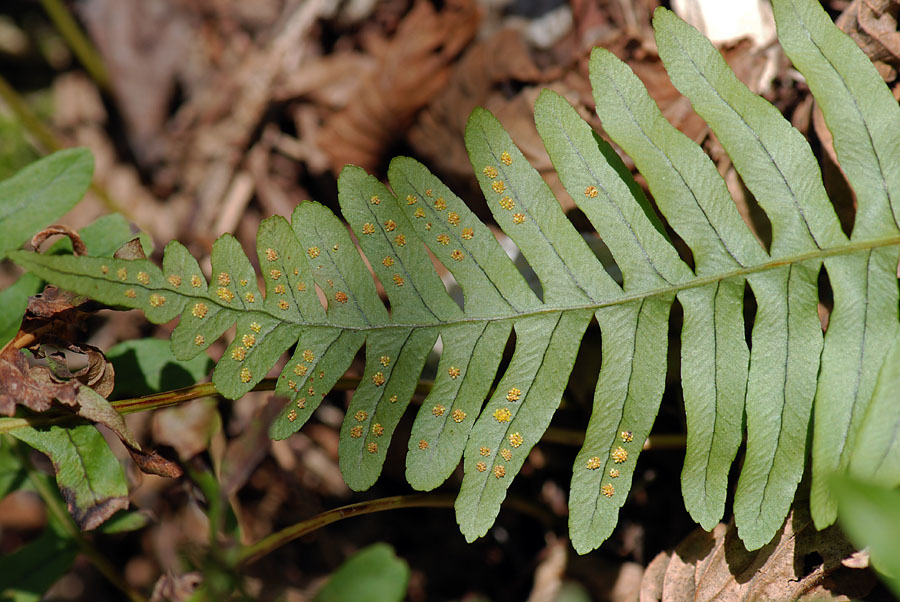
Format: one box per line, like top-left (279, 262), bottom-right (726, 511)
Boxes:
top-left (831, 475), bottom-right (900, 597)
top-left (107, 338), bottom-right (213, 398)
top-left (97, 509), bottom-right (154, 534)
top-left (0, 148), bottom-right (93, 258)
top-left (0, 273), bottom-right (41, 348)
top-left (10, 423), bottom-right (128, 530)
top-left (314, 543), bottom-right (410, 602)
top-left (48, 212), bottom-right (153, 258)
top-left (0, 438), bottom-right (26, 499)
top-left (0, 528), bottom-right (77, 602)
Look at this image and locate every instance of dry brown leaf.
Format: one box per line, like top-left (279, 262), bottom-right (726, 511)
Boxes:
top-left (408, 27), bottom-right (545, 182)
top-left (0, 346), bottom-right (73, 415)
top-left (31, 225), bottom-right (87, 256)
top-left (0, 341), bottom-right (182, 477)
top-left (839, 0), bottom-right (900, 65)
top-left (317, 0), bottom-right (480, 173)
top-left (639, 506), bottom-right (875, 601)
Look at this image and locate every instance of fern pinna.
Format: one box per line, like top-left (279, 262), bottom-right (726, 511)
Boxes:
top-left (12, 0), bottom-right (900, 553)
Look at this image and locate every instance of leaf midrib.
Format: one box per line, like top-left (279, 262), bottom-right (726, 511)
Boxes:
top-left (15, 235), bottom-right (900, 333)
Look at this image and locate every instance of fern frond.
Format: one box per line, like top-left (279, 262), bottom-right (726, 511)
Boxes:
top-left (11, 0), bottom-right (900, 553)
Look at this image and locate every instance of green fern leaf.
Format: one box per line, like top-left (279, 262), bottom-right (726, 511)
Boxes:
top-left (10, 0), bottom-right (900, 554)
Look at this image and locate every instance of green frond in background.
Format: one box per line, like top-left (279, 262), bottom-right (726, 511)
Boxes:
top-left (11, 0), bottom-right (900, 554)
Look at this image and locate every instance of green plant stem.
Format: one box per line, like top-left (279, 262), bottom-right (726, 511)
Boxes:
top-left (0, 377), bottom-right (684, 449)
top-left (0, 73), bottom-right (60, 152)
top-left (238, 492), bottom-right (555, 567)
top-left (40, 0), bottom-right (111, 91)
top-left (237, 494), bottom-right (455, 567)
top-left (0, 376), bottom-right (432, 434)
top-left (6, 436), bottom-right (147, 602)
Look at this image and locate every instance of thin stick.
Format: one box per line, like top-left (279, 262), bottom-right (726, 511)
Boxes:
top-left (40, 0), bottom-right (111, 91)
top-left (237, 494), bottom-right (455, 567)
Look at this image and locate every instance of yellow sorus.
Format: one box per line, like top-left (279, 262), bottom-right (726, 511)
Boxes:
top-left (493, 408), bottom-right (511, 423)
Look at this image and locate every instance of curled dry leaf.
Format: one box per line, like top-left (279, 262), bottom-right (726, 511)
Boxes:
top-left (31, 225), bottom-right (87, 256)
top-left (639, 506), bottom-right (876, 601)
top-left (34, 339), bottom-right (116, 398)
top-left (317, 0), bottom-right (480, 173)
top-left (838, 0), bottom-right (900, 68)
top-left (0, 345), bottom-right (75, 415)
top-left (0, 344), bottom-right (182, 477)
